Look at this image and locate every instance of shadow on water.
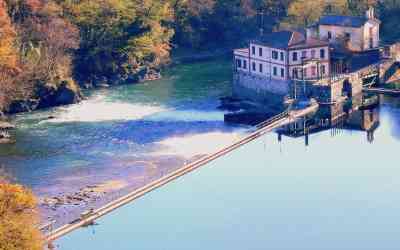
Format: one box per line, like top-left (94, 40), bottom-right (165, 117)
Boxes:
top-left (0, 59), bottom-right (242, 190)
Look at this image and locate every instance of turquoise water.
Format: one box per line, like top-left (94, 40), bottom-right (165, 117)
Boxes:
top-left (0, 59), bottom-right (244, 197)
top-left (55, 98), bottom-right (400, 250)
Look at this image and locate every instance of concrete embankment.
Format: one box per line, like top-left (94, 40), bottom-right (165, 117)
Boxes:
top-left (45, 104), bottom-right (318, 242)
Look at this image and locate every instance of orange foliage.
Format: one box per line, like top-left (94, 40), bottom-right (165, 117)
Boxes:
top-left (0, 0), bottom-right (17, 71)
top-left (0, 178), bottom-right (43, 250)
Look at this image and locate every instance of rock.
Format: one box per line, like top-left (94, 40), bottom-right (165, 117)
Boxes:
top-left (37, 80), bottom-right (82, 109)
top-left (93, 76), bottom-right (110, 88)
top-left (54, 80), bottom-right (82, 105)
top-left (129, 67), bottom-right (162, 83)
top-left (8, 99), bottom-right (39, 113)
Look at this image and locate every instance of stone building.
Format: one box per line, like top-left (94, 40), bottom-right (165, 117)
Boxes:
top-left (233, 30), bottom-right (329, 106)
top-left (232, 7), bottom-right (386, 107)
top-left (307, 7), bottom-right (380, 52)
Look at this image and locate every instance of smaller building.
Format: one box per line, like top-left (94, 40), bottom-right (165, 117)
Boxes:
top-left (308, 7), bottom-right (380, 52)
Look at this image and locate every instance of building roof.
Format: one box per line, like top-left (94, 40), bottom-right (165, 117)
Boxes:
top-left (253, 31), bottom-right (305, 49)
top-left (319, 15), bottom-right (368, 28)
top-left (289, 37), bottom-right (329, 50)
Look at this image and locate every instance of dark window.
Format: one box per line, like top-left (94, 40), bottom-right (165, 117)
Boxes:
top-left (302, 51), bottom-right (307, 58)
top-left (272, 51), bottom-right (278, 60)
top-left (345, 32), bottom-right (351, 40)
top-left (281, 68), bottom-right (285, 78)
top-left (321, 65), bottom-right (326, 75)
top-left (303, 68), bottom-right (307, 78)
top-left (293, 52), bottom-right (298, 61)
top-left (273, 67), bottom-right (277, 76)
top-left (293, 68), bottom-right (298, 79)
top-left (328, 31), bottom-right (332, 39)
top-left (243, 60), bottom-right (247, 69)
top-left (320, 49), bottom-right (325, 59)
top-left (280, 52), bottom-right (284, 61)
top-left (252, 62), bottom-right (256, 71)
top-left (369, 27), bottom-right (374, 48)
top-left (259, 47), bottom-right (263, 57)
top-left (252, 46), bottom-right (256, 55)
top-left (236, 59), bottom-right (241, 68)
top-left (259, 63), bottom-right (263, 73)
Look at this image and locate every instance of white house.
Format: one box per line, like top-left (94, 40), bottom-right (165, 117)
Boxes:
top-left (234, 30), bottom-right (330, 83)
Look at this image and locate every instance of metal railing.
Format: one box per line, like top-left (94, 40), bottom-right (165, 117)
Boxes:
top-left (255, 110), bottom-right (289, 129)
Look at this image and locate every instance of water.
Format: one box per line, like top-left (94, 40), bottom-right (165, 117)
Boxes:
top-left (0, 59), bottom-right (245, 198)
top-left (55, 96), bottom-right (400, 250)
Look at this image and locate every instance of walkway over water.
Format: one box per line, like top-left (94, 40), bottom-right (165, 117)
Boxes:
top-left (46, 104), bottom-right (318, 241)
top-left (56, 98), bottom-right (400, 250)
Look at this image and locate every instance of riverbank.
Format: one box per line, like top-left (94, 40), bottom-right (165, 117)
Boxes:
top-left (1, 48), bottom-right (232, 118)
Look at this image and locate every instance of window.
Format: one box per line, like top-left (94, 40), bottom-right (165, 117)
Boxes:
top-left (301, 51), bottom-right (307, 59)
top-left (259, 63), bottom-right (263, 73)
top-left (272, 51), bottom-right (278, 60)
top-left (243, 60), bottom-right (247, 69)
top-left (281, 68), bottom-right (285, 78)
top-left (259, 47), bottom-right (263, 57)
top-left (292, 52), bottom-right (298, 61)
top-left (311, 66), bottom-right (316, 76)
top-left (321, 65), bottom-right (326, 75)
top-left (328, 31), bottom-right (332, 39)
top-left (311, 50), bottom-right (316, 59)
top-left (280, 52), bottom-right (284, 61)
top-left (252, 62), bottom-right (256, 71)
top-left (273, 66), bottom-right (277, 76)
top-left (252, 46), bottom-right (256, 55)
top-left (303, 68), bottom-right (307, 78)
top-left (293, 68), bottom-right (299, 79)
top-left (345, 32), bottom-right (351, 40)
top-left (236, 59), bottom-right (241, 68)
top-left (320, 49), bottom-right (325, 59)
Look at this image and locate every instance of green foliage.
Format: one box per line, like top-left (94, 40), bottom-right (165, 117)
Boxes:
top-left (1, 0), bottom-right (400, 113)
top-left (60, 0), bottom-right (174, 83)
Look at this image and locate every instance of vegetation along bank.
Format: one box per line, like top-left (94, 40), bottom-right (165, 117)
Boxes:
top-left (1, 0), bottom-right (400, 116)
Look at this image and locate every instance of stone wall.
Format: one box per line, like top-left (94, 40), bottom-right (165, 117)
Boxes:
top-left (232, 71), bottom-right (289, 108)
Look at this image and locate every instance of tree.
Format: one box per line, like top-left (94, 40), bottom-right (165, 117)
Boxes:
top-left (283, 0), bottom-right (349, 28)
top-left (0, 178), bottom-right (43, 250)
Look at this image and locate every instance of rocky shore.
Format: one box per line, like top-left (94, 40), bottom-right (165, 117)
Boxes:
top-left (6, 80), bottom-right (83, 114)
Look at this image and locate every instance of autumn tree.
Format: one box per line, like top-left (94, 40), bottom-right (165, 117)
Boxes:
top-left (0, 178), bottom-right (44, 250)
top-left (282, 0), bottom-right (352, 28)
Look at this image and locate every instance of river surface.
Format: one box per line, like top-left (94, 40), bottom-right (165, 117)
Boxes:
top-left (0, 59), bottom-right (247, 224)
top-left (55, 95), bottom-right (400, 250)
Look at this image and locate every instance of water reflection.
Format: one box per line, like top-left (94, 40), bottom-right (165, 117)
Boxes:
top-left (279, 93), bottom-right (380, 145)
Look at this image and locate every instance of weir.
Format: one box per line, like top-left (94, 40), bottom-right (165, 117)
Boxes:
top-left (44, 103), bottom-right (318, 242)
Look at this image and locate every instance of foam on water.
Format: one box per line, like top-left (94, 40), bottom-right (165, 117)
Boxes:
top-left (154, 130), bottom-right (248, 158)
top-left (44, 96), bottom-right (166, 123)
top-left (145, 110), bottom-right (225, 122)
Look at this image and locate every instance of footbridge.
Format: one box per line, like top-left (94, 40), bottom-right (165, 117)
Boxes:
top-left (44, 103), bottom-right (319, 243)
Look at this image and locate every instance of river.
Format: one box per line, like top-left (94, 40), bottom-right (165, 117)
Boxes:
top-left (3, 58), bottom-right (400, 249)
top-left (0, 59), bottom-right (248, 225)
top-left (55, 94), bottom-right (400, 250)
